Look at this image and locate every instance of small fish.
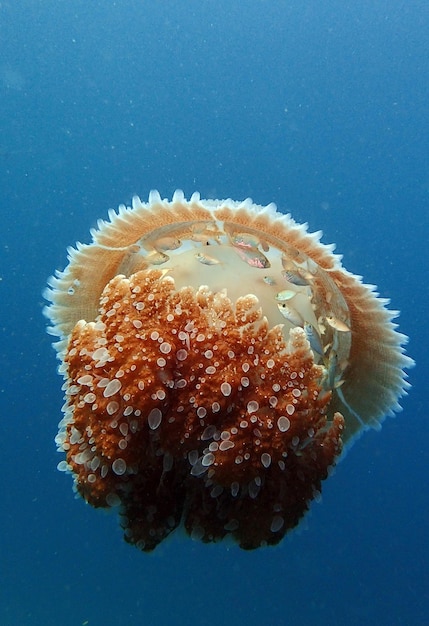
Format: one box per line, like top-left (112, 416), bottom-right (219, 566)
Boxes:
top-left (234, 246), bottom-right (270, 269)
top-left (147, 250), bottom-right (169, 265)
top-left (281, 268), bottom-right (310, 286)
top-left (275, 289), bottom-right (296, 302)
top-left (153, 236), bottom-right (181, 251)
top-left (325, 315), bottom-right (351, 333)
top-left (324, 351), bottom-right (339, 390)
top-left (191, 224), bottom-right (223, 244)
top-left (304, 322), bottom-right (324, 356)
top-left (263, 275), bottom-right (276, 286)
top-left (231, 232), bottom-right (260, 249)
top-left (323, 350), bottom-right (349, 391)
top-left (194, 251), bottom-right (221, 266)
top-left (277, 303), bottom-right (304, 326)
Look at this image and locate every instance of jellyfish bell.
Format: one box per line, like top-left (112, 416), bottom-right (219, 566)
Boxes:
top-left (44, 190), bottom-right (413, 551)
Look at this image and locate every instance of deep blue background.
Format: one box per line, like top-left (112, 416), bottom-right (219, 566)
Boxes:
top-left (1, 1), bottom-right (427, 624)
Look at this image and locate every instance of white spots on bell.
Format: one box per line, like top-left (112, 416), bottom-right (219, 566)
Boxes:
top-left (148, 407), bottom-right (163, 430)
top-left (77, 374), bottom-right (93, 386)
top-left (132, 319), bottom-right (143, 329)
top-left (242, 362), bottom-right (250, 373)
top-left (272, 383), bottom-right (281, 392)
top-left (106, 492), bottom-right (121, 507)
top-left (112, 458), bottom-right (127, 475)
top-left (221, 382), bottom-right (232, 397)
top-left (135, 301), bottom-right (145, 311)
top-left (212, 401), bottom-right (221, 413)
top-left (219, 440), bottom-right (234, 451)
top-left (247, 400), bottom-right (259, 414)
top-left (248, 478), bottom-right (261, 499)
top-left (210, 484), bottom-right (223, 498)
top-left (163, 452), bottom-right (174, 472)
top-left (90, 456), bottom-right (100, 471)
top-left (176, 349), bottom-right (188, 361)
top-left (261, 453), bottom-right (272, 468)
top-left (188, 450), bottom-right (199, 466)
top-left (92, 347), bottom-right (111, 367)
top-left (119, 422), bottom-right (129, 437)
top-left (277, 416), bottom-right (291, 432)
top-left (240, 420), bottom-right (248, 429)
top-left (230, 482), bottom-right (240, 497)
top-left (313, 489), bottom-right (322, 503)
top-left (73, 449), bottom-right (93, 465)
top-left (209, 441), bottom-right (219, 452)
top-left (291, 435), bottom-right (300, 447)
top-left (103, 379), bottom-right (122, 398)
top-left (55, 431), bottom-right (67, 448)
top-left (269, 396), bottom-right (278, 408)
top-left (69, 427), bottom-right (82, 445)
top-left (190, 458), bottom-right (208, 476)
top-left (157, 357), bottom-right (167, 367)
top-left (190, 525), bottom-right (205, 542)
top-left (205, 365), bottom-right (216, 375)
top-left (57, 460), bottom-right (70, 472)
top-left (83, 392), bottom-right (96, 404)
top-left (224, 519), bottom-right (239, 531)
top-left (286, 403), bottom-right (295, 415)
top-left (101, 464), bottom-right (109, 478)
top-left (270, 515), bottom-right (284, 533)
top-left (175, 378), bottom-right (187, 389)
top-left (201, 425), bottom-right (218, 441)
top-left (106, 400), bottom-right (119, 415)
top-left (292, 388), bottom-right (301, 398)
top-left (240, 376), bottom-right (250, 387)
top-left (160, 341), bottom-right (172, 354)
top-left (197, 406), bottom-right (207, 419)
top-left (266, 359), bottom-right (275, 369)
top-left (202, 453), bottom-right (215, 467)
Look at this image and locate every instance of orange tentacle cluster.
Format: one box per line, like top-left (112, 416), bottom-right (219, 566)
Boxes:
top-left (61, 268), bottom-right (344, 551)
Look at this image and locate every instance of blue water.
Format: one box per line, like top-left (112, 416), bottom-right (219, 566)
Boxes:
top-left (1, 1), bottom-right (428, 624)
